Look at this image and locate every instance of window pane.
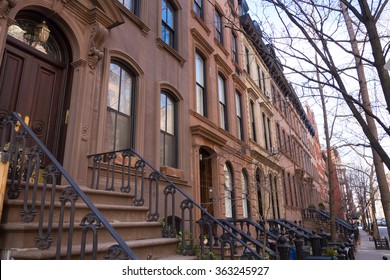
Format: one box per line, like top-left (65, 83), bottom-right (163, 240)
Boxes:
top-left (166, 96), bottom-right (174, 134)
top-left (196, 85), bottom-right (204, 115)
top-left (115, 114), bottom-right (131, 150)
top-left (119, 70), bottom-right (132, 115)
top-left (218, 76), bottom-right (225, 103)
top-left (224, 164), bottom-right (233, 218)
top-left (196, 54), bottom-right (204, 86)
top-left (241, 172), bottom-right (248, 218)
top-left (105, 110), bottom-right (116, 151)
top-left (108, 64), bottom-right (120, 110)
top-left (160, 94), bottom-right (167, 131)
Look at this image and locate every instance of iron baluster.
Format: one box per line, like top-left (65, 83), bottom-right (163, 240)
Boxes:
top-left (180, 199), bottom-right (194, 256)
top-left (80, 213), bottom-right (102, 260)
top-left (56, 186), bottom-right (78, 259)
top-left (105, 152), bottom-right (116, 191)
top-left (36, 164), bottom-right (59, 250)
top-left (91, 154), bottom-right (102, 190)
top-left (220, 232), bottom-right (235, 260)
top-left (163, 184), bottom-right (176, 237)
top-left (133, 159), bottom-right (145, 206)
top-left (20, 145), bottom-right (42, 222)
top-left (147, 171), bottom-right (160, 221)
top-left (120, 150), bottom-right (132, 193)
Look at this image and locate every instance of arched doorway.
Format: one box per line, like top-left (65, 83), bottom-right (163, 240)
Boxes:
top-left (0, 11), bottom-right (72, 163)
top-left (199, 148), bottom-right (214, 216)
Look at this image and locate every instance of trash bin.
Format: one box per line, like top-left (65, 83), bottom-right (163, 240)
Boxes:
top-left (290, 245), bottom-right (296, 260)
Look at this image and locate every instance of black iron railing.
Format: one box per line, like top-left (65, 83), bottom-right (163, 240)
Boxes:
top-left (218, 219), bottom-right (277, 259)
top-left (0, 113), bottom-right (138, 260)
top-left (87, 149), bottom-right (265, 260)
top-left (267, 219), bottom-right (311, 242)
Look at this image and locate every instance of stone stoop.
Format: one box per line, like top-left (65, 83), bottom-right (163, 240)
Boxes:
top-left (0, 182), bottom-right (179, 260)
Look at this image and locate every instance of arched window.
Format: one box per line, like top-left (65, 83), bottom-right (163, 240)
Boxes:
top-left (241, 170), bottom-right (250, 219)
top-left (105, 61), bottom-right (136, 151)
top-left (160, 91), bottom-right (177, 167)
top-left (224, 163), bottom-right (235, 219)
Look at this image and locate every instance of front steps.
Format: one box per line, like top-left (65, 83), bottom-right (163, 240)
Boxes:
top-left (0, 182), bottom-right (179, 260)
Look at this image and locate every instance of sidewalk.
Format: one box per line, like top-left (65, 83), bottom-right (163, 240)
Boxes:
top-left (355, 227), bottom-right (390, 260)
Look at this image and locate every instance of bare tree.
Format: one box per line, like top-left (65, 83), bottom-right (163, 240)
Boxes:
top-left (251, 0), bottom-right (390, 241)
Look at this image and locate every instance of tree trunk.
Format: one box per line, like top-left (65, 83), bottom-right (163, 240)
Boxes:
top-left (341, 2), bottom-right (390, 240)
top-left (357, 0), bottom-right (390, 114)
top-left (315, 55), bottom-right (337, 242)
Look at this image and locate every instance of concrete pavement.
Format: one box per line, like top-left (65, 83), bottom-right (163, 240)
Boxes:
top-left (355, 227), bottom-right (390, 260)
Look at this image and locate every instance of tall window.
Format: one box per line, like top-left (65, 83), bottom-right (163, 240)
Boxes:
top-left (235, 91), bottom-right (243, 140)
top-left (274, 176), bottom-right (280, 218)
top-left (241, 171), bottom-right (250, 219)
top-left (119, 0), bottom-right (139, 14)
top-left (245, 47), bottom-right (250, 74)
top-left (162, 0), bottom-right (175, 48)
top-left (256, 169), bottom-right (264, 218)
top-left (106, 61), bottom-right (136, 151)
top-left (288, 172), bottom-right (293, 207)
top-left (215, 10), bottom-right (223, 43)
top-left (193, 0), bottom-right (203, 18)
top-left (293, 175), bottom-right (298, 207)
top-left (257, 64), bottom-right (262, 90)
top-left (282, 169), bottom-right (288, 205)
top-left (262, 113), bottom-right (268, 150)
top-left (218, 75), bottom-right (228, 130)
top-left (232, 33), bottom-right (238, 63)
top-left (160, 92), bottom-right (177, 167)
top-left (195, 52), bottom-right (206, 116)
top-left (267, 117), bottom-right (272, 149)
top-left (224, 163), bottom-right (235, 219)
top-left (276, 123), bottom-right (281, 149)
top-left (250, 100), bottom-right (257, 142)
top-left (269, 174), bottom-right (276, 219)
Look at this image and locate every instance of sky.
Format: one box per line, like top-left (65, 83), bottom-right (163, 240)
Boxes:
top-left (245, 0), bottom-right (390, 173)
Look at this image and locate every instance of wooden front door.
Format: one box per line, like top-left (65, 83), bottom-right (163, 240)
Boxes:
top-left (0, 36), bottom-right (67, 159)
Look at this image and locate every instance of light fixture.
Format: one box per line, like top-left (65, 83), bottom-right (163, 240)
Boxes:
top-left (34, 20), bottom-right (50, 44)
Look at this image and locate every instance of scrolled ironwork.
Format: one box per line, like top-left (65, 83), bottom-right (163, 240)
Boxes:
top-left (104, 244), bottom-right (131, 260)
top-left (3, 112), bottom-right (138, 260)
top-left (80, 213), bottom-right (102, 259)
top-left (162, 184), bottom-right (177, 238)
top-left (147, 171), bottom-right (160, 221)
top-left (133, 159), bottom-right (145, 206)
top-left (35, 163), bottom-right (60, 250)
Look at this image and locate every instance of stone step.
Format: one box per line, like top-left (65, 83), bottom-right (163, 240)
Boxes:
top-left (7, 238), bottom-right (179, 260)
top-left (0, 220), bottom-right (164, 249)
top-left (2, 199), bottom-right (149, 224)
top-left (6, 181), bottom-right (136, 206)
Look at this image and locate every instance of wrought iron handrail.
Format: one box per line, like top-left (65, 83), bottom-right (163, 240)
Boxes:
top-left (87, 148), bottom-right (264, 259)
top-left (218, 219), bottom-right (276, 259)
top-left (0, 112), bottom-right (138, 259)
top-left (267, 219), bottom-right (311, 241)
top-left (313, 209), bottom-right (355, 232)
top-left (279, 219), bottom-right (314, 237)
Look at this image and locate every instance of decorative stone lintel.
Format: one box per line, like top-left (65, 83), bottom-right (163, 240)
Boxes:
top-left (0, 0), bottom-right (16, 19)
top-left (88, 22), bottom-right (108, 69)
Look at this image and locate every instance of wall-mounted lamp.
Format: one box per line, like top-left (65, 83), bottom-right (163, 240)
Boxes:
top-left (23, 20), bottom-right (50, 45)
